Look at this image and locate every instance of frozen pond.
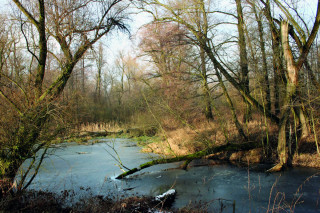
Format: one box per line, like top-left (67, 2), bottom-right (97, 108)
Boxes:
top-left (20, 138), bottom-right (320, 212)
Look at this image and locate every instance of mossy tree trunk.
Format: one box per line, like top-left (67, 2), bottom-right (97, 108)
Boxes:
top-left (116, 142), bottom-right (260, 179)
top-left (276, 21), bottom-right (298, 167)
top-left (3, 104), bottom-right (50, 191)
top-left (1, 0), bottom-right (50, 192)
top-left (277, 83), bottom-right (296, 167)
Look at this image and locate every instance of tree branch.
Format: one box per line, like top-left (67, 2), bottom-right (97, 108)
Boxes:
top-left (12, 0), bottom-right (40, 29)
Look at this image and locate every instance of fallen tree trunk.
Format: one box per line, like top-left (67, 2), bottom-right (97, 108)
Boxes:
top-left (116, 142), bottom-right (260, 179)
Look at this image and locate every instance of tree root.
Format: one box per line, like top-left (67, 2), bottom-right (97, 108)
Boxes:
top-left (116, 142), bottom-right (260, 179)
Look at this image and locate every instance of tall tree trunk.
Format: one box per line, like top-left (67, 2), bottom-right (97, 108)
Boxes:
top-left (252, 3), bottom-right (271, 112)
top-left (200, 47), bottom-right (213, 120)
top-left (34, 0), bottom-right (47, 98)
top-left (194, 0), bottom-right (213, 120)
top-left (95, 43), bottom-right (104, 103)
top-left (236, 0), bottom-right (251, 123)
top-left (262, 0), bottom-right (285, 117)
top-left (81, 57), bottom-right (85, 93)
top-left (273, 21), bottom-right (298, 170)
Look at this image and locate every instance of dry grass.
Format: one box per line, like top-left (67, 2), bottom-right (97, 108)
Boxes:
top-left (142, 111), bottom-right (320, 167)
top-left (77, 122), bottom-right (123, 133)
top-left (143, 128), bottom-right (203, 156)
top-left (292, 153), bottom-right (320, 168)
top-left (144, 111), bottom-right (277, 157)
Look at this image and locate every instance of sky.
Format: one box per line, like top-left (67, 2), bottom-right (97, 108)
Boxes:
top-left (0, 0), bottom-right (318, 66)
top-left (0, 0), bottom-right (152, 65)
top-left (102, 10), bottom-right (152, 63)
top-left (0, 0), bottom-right (10, 11)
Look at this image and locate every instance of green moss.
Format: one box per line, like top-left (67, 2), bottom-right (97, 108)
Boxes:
top-left (116, 168), bottom-right (139, 179)
top-left (0, 160), bottom-right (10, 177)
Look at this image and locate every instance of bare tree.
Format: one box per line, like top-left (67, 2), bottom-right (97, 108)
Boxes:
top-left (0, 0), bottom-right (130, 192)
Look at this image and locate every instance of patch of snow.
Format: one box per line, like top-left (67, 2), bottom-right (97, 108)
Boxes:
top-left (155, 189), bottom-right (176, 201)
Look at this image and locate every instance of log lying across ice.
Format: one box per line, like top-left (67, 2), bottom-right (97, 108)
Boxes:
top-left (116, 142), bottom-right (260, 179)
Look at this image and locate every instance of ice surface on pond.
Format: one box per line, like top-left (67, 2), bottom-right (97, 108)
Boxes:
top-left (19, 138), bottom-right (320, 212)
